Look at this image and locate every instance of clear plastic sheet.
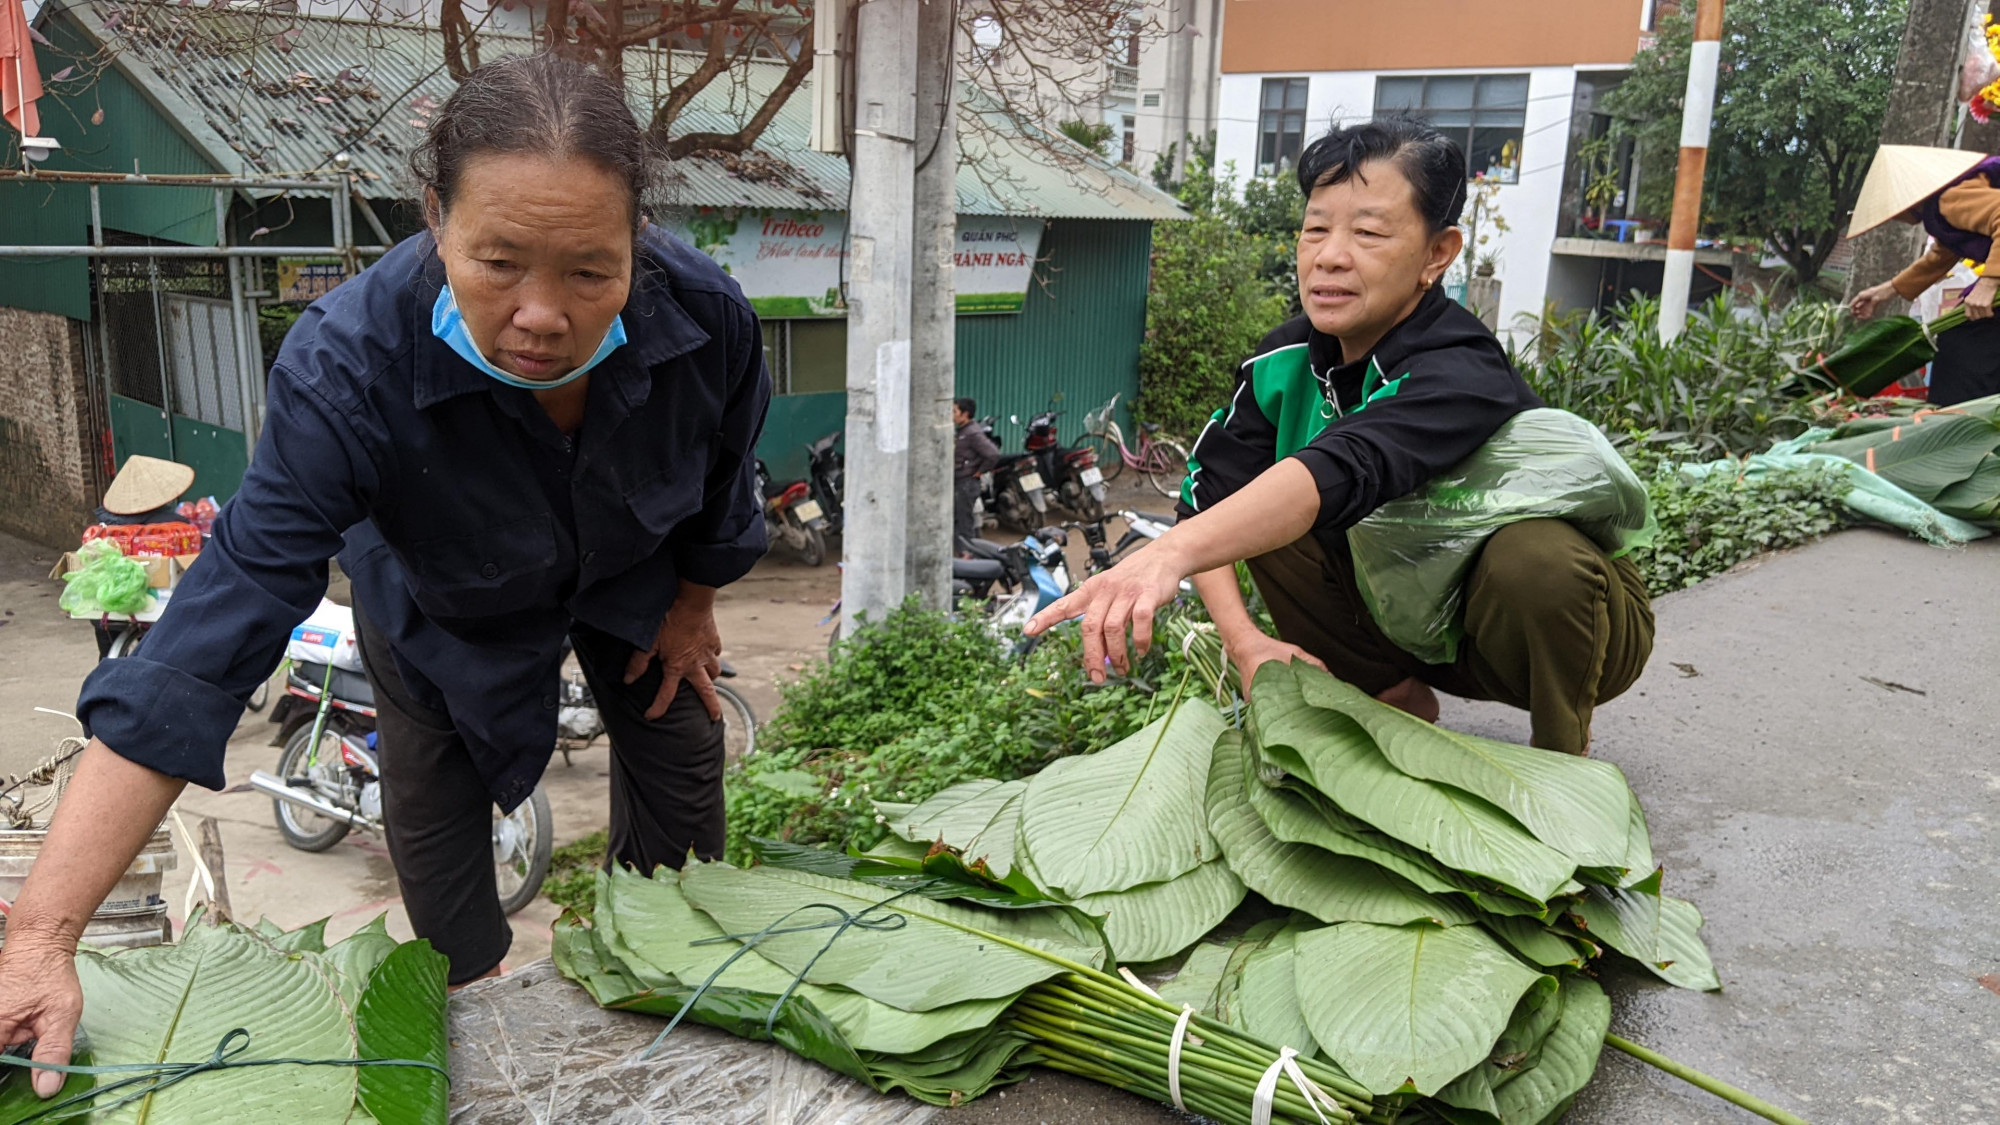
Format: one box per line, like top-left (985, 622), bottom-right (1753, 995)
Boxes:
top-left (1347, 409), bottom-right (1654, 665)
top-left (446, 961), bottom-right (941, 1125)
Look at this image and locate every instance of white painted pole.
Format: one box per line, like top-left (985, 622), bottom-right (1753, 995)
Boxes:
top-left (840, 0), bottom-right (919, 637)
top-left (1659, 0), bottom-right (1724, 342)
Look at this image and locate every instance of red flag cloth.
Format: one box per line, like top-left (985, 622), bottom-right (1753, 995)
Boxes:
top-left (2, 0), bottom-right (44, 138)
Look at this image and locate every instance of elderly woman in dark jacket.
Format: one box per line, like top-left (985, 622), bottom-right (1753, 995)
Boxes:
top-left (0, 53), bottom-right (771, 1093)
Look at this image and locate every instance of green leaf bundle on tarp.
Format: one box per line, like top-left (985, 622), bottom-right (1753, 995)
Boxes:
top-left (1347, 408), bottom-right (1654, 664)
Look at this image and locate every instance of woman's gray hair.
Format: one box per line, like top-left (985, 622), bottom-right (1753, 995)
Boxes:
top-left (410, 52), bottom-right (658, 234)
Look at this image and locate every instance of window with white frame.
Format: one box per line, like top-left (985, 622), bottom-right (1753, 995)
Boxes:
top-left (1375, 74), bottom-right (1530, 183)
top-left (1258, 77), bottom-right (1310, 172)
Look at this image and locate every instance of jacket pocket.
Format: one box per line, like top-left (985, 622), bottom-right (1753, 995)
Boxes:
top-left (405, 512), bottom-right (560, 618)
top-left (624, 462), bottom-right (706, 537)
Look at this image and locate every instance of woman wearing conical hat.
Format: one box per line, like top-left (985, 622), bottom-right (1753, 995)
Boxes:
top-left (1848, 144), bottom-right (2000, 405)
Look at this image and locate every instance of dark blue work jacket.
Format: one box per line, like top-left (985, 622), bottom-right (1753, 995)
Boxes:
top-left (78, 228), bottom-right (772, 810)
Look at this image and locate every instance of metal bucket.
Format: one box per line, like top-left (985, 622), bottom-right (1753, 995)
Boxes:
top-left (0, 827), bottom-right (177, 950)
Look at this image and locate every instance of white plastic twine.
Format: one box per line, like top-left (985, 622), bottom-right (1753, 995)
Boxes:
top-left (1177, 622), bottom-right (1236, 709)
top-left (1251, 1046), bottom-right (1335, 1125)
top-left (170, 809), bottom-right (218, 922)
top-left (1167, 1004), bottom-right (1196, 1111)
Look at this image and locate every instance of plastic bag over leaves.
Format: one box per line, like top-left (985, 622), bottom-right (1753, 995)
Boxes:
top-left (1348, 408), bottom-right (1653, 664)
top-left (58, 539), bottom-right (155, 617)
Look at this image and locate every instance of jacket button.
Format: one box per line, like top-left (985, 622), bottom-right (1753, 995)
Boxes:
top-left (582, 550), bottom-right (596, 566)
top-left (481, 562), bottom-right (500, 579)
top-left (542, 694), bottom-right (557, 710)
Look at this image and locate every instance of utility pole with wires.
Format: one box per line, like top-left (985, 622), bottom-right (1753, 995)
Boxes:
top-left (1659, 0), bottom-right (1723, 343)
top-left (838, 0), bottom-right (920, 637)
top-left (905, 0), bottom-right (957, 612)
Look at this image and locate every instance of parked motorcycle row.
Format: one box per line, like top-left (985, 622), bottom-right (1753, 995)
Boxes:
top-left (760, 400), bottom-right (1123, 566)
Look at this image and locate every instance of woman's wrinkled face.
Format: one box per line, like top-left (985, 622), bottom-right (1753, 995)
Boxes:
top-left (431, 153), bottom-right (634, 383)
top-left (1295, 159), bottom-right (1461, 350)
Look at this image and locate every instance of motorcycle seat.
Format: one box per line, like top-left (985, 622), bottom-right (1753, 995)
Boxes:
top-left (718, 659), bottom-right (738, 679)
top-left (960, 537), bottom-right (1009, 562)
top-left (952, 557), bottom-right (1007, 583)
top-left (289, 660), bottom-right (375, 710)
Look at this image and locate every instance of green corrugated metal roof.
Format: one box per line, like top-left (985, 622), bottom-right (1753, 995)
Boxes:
top-left (46, 0), bottom-right (1186, 220)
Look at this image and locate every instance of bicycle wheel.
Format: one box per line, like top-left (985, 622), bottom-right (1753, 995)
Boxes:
top-left (494, 785), bottom-right (553, 916)
top-left (717, 683), bottom-right (759, 760)
top-left (1142, 438), bottom-right (1191, 498)
top-left (1083, 433), bottom-right (1125, 484)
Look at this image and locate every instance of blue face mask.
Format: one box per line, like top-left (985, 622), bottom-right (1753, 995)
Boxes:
top-left (431, 284), bottom-right (628, 390)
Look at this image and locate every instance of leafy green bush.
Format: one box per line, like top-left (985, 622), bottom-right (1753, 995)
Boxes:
top-left (724, 601), bottom-right (1189, 865)
top-left (1513, 290), bottom-right (1847, 459)
top-left (543, 829), bottom-right (609, 913)
top-left (1137, 215), bottom-right (1289, 436)
top-left (1626, 451), bottom-right (1849, 593)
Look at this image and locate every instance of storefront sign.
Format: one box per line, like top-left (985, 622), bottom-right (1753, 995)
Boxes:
top-left (668, 210), bottom-right (1043, 317)
top-left (276, 257), bottom-right (346, 304)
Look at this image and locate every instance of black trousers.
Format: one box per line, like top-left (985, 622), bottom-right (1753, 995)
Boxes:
top-left (953, 478), bottom-right (982, 547)
top-left (1930, 316), bottom-right (2000, 407)
top-left (356, 609), bottom-right (726, 984)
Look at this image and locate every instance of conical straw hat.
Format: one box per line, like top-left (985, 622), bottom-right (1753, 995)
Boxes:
top-left (1849, 145), bottom-right (1985, 238)
top-left (102, 456), bottom-right (195, 516)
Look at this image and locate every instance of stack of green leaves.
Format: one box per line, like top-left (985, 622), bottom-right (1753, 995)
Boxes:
top-left (1804, 394), bottom-right (2000, 526)
top-left (558, 673), bottom-right (1749, 1123)
top-left (0, 915), bottom-right (449, 1125)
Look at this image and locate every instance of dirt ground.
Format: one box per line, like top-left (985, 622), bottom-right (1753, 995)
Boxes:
top-left (0, 474), bottom-right (1171, 965)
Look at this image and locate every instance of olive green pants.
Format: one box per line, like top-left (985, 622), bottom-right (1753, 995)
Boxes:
top-left (1247, 519), bottom-right (1655, 754)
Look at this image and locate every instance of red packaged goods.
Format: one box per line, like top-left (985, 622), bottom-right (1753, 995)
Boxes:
top-left (82, 522), bottom-right (202, 557)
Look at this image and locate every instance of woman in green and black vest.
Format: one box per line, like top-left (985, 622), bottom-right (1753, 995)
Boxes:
top-left (1027, 118), bottom-right (1653, 754)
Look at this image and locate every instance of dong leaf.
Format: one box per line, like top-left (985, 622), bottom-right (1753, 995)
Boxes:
top-left (1211, 730), bottom-right (1474, 927)
top-left (598, 865), bottom-right (1013, 1053)
top-left (1251, 664), bottom-right (1575, 903)
top-left (354, 940), bottom-right (450, 1125)
top-left (1296, 668), bottom-right (1635, 868)
top-left (1018, 701), bottom-right (1226, 897)
top-left (1234, 926), bottom-right (1318, 1057)
top-left (881, 779), bottom-right (1026, 877)
top-left (1072, 858), bottom-right (1246, 964)
top-left (1810, 413), bottom-right (2000, 502)
top-left (1482, 916), bottom-right (1589, 969)
top-left (1294, 922), bottom-right (1548, 1097)
top-left (680, 861), bottom-right (1103, 1011)
top-left (1491, 976), bottom-right (1611, 1124)
top-left (73, 921), bottom-right (359, 1123)
top-left (324, 915), bottom-right (400, 1011)
top-left (1567, 878), bottom-right (1720, 991)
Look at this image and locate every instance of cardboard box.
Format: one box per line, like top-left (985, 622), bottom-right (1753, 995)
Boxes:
top-left (49, 553), bottom-right (186, 590)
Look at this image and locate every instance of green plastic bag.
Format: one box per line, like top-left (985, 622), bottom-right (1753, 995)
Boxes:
top-left (58, 539), bottom-right (156, 617)
top-left (1347, 408), bottom-right (1654, 665)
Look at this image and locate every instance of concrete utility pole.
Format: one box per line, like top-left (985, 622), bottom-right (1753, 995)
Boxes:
top-left (1659, 0), bottom-right (1724, 343)
top-left (905, 0), bottom-right (957, 611)
top-left (841, 0), bottom-right (919, 637)
top-left (1846, 0), bottom-right (1989, 314)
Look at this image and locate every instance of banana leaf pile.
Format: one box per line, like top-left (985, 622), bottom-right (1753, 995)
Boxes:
top-left (1803, 394), bottom-right (2000, 526)
top-left (0, 915), bottom-right (450, 1125)
top-left (554, 662), bottom-right (1762, 1124)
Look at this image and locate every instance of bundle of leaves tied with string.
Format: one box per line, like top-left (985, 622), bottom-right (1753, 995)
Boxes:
top-left (0, 915), bottom-right (449, 1125)
top-left (555, 658), bottom-right (1808, 1124)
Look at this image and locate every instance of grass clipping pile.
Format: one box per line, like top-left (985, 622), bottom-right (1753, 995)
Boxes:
top-left (557, 662), bottom-right (1795, 1124)
top-left (0, 915), bottom-right (449, 1125)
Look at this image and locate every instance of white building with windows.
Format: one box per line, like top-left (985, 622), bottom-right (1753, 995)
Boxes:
top-left (1210, 0), bottom-right (1728, 337)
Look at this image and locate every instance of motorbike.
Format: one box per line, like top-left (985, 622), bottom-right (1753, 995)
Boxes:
top-left (756, 458), bottom-right (830, 567)
top-left (805, 430), bottom-right (845, 537)
top-left (1020, 407), bottom-right (1108, 522)
top-left (247, 600), bottom-right (553, 916)
top-left (982, 416), bottom-right (1055, 533)
top-left (827, 529), bottom-right (1071, 653)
